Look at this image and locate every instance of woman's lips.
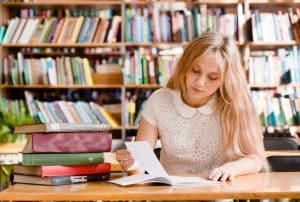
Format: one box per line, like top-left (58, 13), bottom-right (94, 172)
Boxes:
top-left (192, 87), bottom-right (205, 93)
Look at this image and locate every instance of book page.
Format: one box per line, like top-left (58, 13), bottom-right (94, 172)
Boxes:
top-left (110, 141), bottom-right (221, 186)
top-left (125, 141), bottom-right (168, 177)
top-left (109, 173), bottom-right (159, 186)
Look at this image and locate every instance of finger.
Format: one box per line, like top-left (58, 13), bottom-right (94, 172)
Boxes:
top-left (228, 173), bottom-right (235, 181)
top-left (208, 168), bottom-right (219, 180)
top-left (116, 154), bottom-right (132, 162)
top-left (220, 172), bottom-right (230, 182)
top-left (116, 149), bottom-right (131, 155)
top-left (121, 159), bottom-right (134, 171)
top-left (211, 171), bottom-right (223, 181)
top-left (122, 158), bottom-right (134, 167)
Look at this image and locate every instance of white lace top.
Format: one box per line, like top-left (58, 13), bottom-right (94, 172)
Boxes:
top-left (143, 88), bottom-right (225, 175)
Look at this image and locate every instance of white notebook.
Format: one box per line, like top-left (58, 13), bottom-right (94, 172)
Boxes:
top-left (109, 141), bottom-right (221, 186)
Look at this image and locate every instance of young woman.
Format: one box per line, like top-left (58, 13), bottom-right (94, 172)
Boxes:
top-left (116, 31), bottom-right (269, 182)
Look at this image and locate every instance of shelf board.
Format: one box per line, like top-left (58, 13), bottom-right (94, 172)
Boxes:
top-left (249, 83), bottom-right (300, 89)
top-left (249, 0), bottom-right (300, 5)
top-left (124, 42), bottom-right (189, 48)
top-left (111, 126), bottom-right (122, 130)
top-left (0, 84), bottom-right (123, 89)
top-left (125, 84), bottom-right (162, 89)
top-left (124, 0), bottom-right (149, 5)
top-left (192, 0), bottom-right (240, 6)
top-left (249, 41), bottom-right (298, 49)
top-left (21, 51), bottom-right (125, 56)
top-left (249, 84), bottom-right (280, 89)
top-left (263, 126), bottom-right (300, 134)
top-left (1, 1), bottom-right (122, 6)
top-left (2, 43), bottom-right (124, 48)
top-left (126, 126), bottom-right (138, 130)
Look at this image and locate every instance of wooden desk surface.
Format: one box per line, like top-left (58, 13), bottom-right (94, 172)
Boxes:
top-left (0, 172), bottom-right (300, 201)
top-left (265, 150), bottom-right (300, 157)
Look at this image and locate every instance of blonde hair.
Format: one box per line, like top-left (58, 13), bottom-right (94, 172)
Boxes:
top-left (167, 31), bottom-right (269, 171)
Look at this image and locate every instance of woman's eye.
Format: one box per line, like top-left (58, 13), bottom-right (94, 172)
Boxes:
top-left (192, 68), bottom-right (200, 73)
top-left (209, 77), bottom-right (219, 80)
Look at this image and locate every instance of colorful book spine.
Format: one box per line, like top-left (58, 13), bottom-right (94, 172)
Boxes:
top-left (22, 153), bottom-right (104, 166)
top-left (23, 132), bottom-right (112, 153)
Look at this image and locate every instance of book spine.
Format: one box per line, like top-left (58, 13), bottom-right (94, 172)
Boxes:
top-left (22, 153), bottom-right (104, 166)
top-left (41, 163), bottom-right (111, 176)
top-left (51, 173), bottom-right (110, 185)
top-left (28, 132), bottom-right (112, 153)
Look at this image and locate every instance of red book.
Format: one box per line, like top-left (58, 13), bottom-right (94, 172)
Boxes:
top-left (22, 132), bottom-right (112, 153)
top-left (14, 163), bottom-right (111, 177)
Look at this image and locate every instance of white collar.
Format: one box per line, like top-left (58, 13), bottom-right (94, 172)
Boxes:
top-left (170, 89), bottom-right (216, 118)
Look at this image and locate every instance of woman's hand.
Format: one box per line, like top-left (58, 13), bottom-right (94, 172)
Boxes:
top-left (116, 149), bottom-right (135, 171)
top-left (208, 161), bottom-right (237, 182)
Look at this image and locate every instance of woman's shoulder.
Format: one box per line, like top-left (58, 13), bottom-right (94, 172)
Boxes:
top-left (150, 87), bottom-right (172, 98)
top-left (147, 87), bottom-right (173, 105)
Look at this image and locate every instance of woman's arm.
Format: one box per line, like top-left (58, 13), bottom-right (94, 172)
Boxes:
top-left (208, 154), bottom-right (262, 182)
top-left (116, 117), bottom-right (159, 173)
top-left (135, 117), bottom-right (159, 148)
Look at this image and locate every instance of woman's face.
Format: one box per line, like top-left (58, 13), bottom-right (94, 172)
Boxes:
top-left (184, 52), bottom-right (224, 107)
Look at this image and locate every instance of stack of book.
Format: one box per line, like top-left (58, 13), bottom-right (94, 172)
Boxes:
top-left (13, 122), bottom-right (113, 185)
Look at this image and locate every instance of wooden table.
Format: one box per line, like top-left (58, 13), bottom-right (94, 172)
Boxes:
top-left (0, 172), bottom-right (299, 201)
top-left (265, 150), bottom-right (300, 157)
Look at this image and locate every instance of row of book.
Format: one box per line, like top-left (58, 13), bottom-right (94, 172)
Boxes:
top-left (251, 90), bottom-right (300, 127)
top-left (13, 123), bottom-right (114, 185)
top-left (23, 91), bottom-right (120, 127)
top-left (250, 9), bottom-right (296, 42)
top-left (125, 6), bottom-right (240, 43)
top-left (248, 47), bottom-right (300, 85)
top-left (123, 48), bottom-right (179, 85)
top-left (19, 8), bottom-right (116, 18)
top-left (124, 89), bottom-right (153, 127)
top-left (2, 53), bottom-right (94, 85)
top-left (1, 15), bottom-right (121, 44)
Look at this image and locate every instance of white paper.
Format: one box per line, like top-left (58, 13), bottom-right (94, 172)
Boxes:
top-left (125, 141), bottom-right (168, 177)
top-left (109, 141), bottom-right (221, 186)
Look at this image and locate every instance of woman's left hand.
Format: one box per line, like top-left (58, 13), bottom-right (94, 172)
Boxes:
top-left (208, 161), bottom-right (237, 182)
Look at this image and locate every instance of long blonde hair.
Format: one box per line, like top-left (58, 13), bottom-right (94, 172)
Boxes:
top-left (167, 31), bottom-right (269, 171)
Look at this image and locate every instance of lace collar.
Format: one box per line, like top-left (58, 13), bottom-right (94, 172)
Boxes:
top-left (170, 89), bottom-right (216, 118)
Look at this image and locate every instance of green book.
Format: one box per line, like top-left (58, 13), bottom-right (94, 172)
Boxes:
top-left (22, 153), bottom-right (104, 166)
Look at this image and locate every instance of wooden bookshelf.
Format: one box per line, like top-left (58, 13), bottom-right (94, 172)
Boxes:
top-left (0, 0), bottom-right (299, 142)
top-left (249, 41), bottom-right (298, 49)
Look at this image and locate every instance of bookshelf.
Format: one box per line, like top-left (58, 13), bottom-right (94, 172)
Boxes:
top-left (0, 0), bottom-right (299, 147)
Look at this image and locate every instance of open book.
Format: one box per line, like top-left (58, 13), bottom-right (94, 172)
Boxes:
top-left (109, 141), bottom-right (221, 186)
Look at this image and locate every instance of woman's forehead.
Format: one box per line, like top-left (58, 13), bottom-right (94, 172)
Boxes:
top-left (190, 52), bottom-right (224, 72)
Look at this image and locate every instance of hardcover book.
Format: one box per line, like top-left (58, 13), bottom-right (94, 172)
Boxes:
top-left (14, 163), bottom-right (111, 177)
top-left (13, 172), bottom-right (110, 185)
top-left (14, 123), bottom-right (111, 134)
top-left (22, 153), bottom-right (104, 166)
top-left (22, 132), bottom-right (112, 153)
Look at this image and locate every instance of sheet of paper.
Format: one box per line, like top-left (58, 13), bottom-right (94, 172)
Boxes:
top-left (109, 173), bottom-right (154, 186)
top-left (125, 141), bottom-right (168, 177)
top-left (168, 175), bottom-right (221, 185)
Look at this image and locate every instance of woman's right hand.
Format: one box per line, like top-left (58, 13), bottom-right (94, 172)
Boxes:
top-left (116, 149), bottom-right (135, 171)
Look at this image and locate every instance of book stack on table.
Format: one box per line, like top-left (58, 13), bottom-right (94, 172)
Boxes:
top-left (13, 123), bottom-right (113, 185)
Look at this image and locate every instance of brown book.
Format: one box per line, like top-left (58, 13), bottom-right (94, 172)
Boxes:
top-left (22, 132), bottom-right (112, 153)
top-left (13, 173), bottom-right (110, 185)
top-left (14, 123), bottom-right (111, 134)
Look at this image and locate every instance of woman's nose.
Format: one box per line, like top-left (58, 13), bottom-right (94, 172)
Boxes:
top-left (195, 76), bottom-right (205, 87)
